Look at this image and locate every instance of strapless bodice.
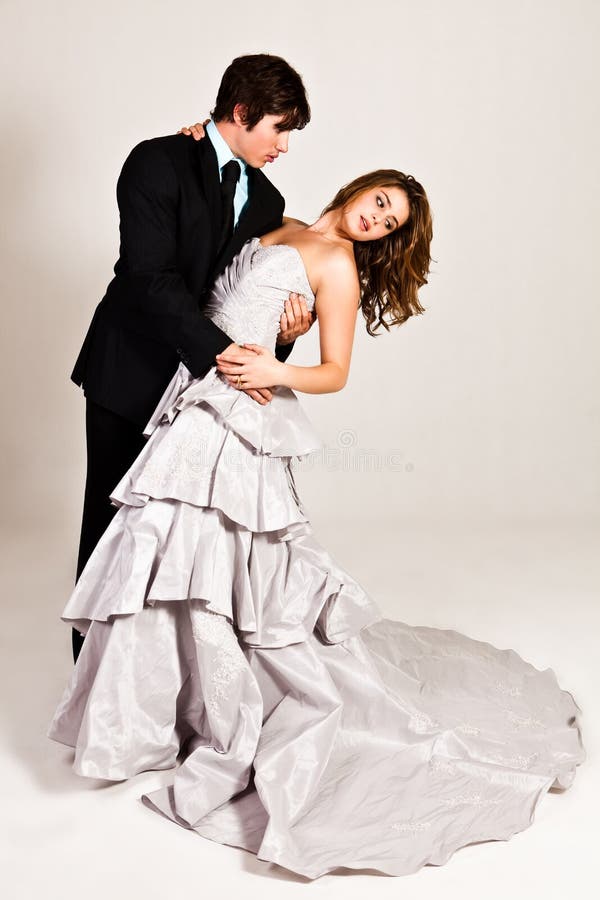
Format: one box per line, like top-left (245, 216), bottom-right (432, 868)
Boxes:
top-left (203, 238), bottom-right (315, 349)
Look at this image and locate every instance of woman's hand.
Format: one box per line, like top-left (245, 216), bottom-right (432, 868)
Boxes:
top-left (177, 120), bottom-right (209, 141)
top-left (215, 344), bottom-right (286, 390)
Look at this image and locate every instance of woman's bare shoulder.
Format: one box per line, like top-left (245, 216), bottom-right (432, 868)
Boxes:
top-left (260, 220), bottom-right (306, 246)
top-left (319, 242), bottom-right (358, 283)
top-left (282, 216), bottom-right (309, 228)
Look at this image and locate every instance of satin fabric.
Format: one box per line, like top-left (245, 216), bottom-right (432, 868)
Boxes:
top-left (49, 240), bottom-right (584, 878)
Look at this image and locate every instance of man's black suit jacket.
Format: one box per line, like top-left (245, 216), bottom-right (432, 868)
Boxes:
top-left (71, 133), bottom-right (290, 427)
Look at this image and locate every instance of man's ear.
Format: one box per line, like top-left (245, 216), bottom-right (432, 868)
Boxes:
top-left (232, 103), bottom-right (249, 128)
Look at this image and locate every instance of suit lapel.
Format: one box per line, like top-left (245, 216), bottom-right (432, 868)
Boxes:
top-left (194, 137), bottom-right (223, 258)
top-left (208, 164), bottom-right (281, 281)
top-left (222, 167), bottom-right (272, 263)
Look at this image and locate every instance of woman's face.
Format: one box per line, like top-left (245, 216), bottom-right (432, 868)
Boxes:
top-left (342, 186), bottom-right (410, 242)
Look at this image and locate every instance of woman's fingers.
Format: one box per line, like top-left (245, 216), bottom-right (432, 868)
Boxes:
top-left (241, 343), bottom-right (263, 354)
top-left (222, 372), bottom-right (274, 401)
top-left (216, 346), bottom-right (258, 363)
top-left (216, 363), bottom-right (244, 375)
top-left (189, 122), bottom-right (205, 141)
top-left (176, 123), bottom-right (205, 140)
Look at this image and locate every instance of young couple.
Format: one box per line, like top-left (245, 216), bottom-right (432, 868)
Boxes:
top-left (50, 54), bottom-right (583, 879)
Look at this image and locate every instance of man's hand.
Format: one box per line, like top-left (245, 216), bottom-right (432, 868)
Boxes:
top-left (277, 292), bottom-right (315, 345)
top-left (241, 385), bottom-right (274, 405)
top-left (177, 120), bottom-right (210, 141)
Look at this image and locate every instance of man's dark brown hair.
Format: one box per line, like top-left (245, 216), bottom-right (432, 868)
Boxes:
top-left (212, 54), bottom-right (310, 132)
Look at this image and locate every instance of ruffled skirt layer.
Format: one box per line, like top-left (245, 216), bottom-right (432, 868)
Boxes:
top-left (49, 366), bottom-right (584, 879)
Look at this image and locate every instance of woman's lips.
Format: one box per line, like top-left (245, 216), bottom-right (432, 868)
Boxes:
top-left (360, 215), bottom-right (370, 232)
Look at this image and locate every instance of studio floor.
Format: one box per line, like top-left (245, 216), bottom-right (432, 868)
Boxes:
top-left (1, 518), bottom-right (597, 900)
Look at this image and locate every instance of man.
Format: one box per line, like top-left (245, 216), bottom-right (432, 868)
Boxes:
top-left (70, 54), bottom-right (313, 662)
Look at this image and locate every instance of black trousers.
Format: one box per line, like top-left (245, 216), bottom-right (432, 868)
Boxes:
top-left (72, 399), bottom-right (147, 662)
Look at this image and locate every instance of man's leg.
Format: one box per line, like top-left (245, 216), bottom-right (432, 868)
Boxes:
top-left (72, 399), bottom-right (147, 662)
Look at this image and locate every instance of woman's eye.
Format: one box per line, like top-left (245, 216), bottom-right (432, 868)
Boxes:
top-left (376, 196), bottom-right (383, 207)
top-left (385, 219), bottom-right (391, 230)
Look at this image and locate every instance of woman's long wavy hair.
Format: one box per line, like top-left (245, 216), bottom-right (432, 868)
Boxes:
top-left (321, 170), bottom-right (433, 335)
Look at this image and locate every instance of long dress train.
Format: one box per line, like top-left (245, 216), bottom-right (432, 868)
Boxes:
top-left (49, 238), bottom-right (584, 879)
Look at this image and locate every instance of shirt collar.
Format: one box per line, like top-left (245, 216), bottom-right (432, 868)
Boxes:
top-left (206, 119), bottom-right (247, 177)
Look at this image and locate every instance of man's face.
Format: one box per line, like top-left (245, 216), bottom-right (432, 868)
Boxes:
top-left (234, 113), bottom-right (291, 168)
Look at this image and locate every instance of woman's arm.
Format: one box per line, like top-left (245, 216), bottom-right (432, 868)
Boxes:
top-left (279, 251), bottom-right (359, 393)
top-left (216, 249), bottom-right (359, 394)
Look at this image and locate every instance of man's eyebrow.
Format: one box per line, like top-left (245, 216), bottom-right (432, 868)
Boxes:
top-left (381, 190), bottom-right (399, 228)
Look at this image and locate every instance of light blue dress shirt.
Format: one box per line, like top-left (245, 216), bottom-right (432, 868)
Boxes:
top-left (205, 119), bottom-right (249, 226)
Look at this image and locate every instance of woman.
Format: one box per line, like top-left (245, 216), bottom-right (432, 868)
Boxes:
top-left (48, 170), bottom-right (583, 879)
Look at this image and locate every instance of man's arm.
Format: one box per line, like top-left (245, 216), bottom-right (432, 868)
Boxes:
top-left (275, 342), bottom-right (293, 363)
top-left (113, 140), bottom-right (233, 377)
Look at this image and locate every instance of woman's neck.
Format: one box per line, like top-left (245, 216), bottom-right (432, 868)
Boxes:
top-left (306, 210), bottom-right (351, 248)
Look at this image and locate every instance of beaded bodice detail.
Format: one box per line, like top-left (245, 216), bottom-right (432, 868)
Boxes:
top-left (204, 238), bottom-right (315, 351)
